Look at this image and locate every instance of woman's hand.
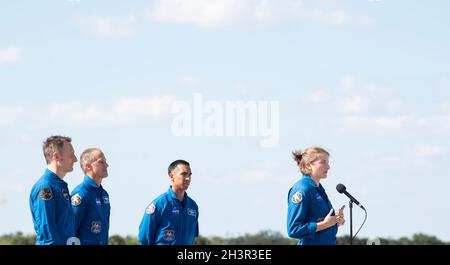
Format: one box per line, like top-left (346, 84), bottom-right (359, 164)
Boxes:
top-left (336, 205), bottom-right (346, 226)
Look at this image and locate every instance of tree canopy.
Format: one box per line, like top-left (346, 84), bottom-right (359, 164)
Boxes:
top-left (1, 230), bottom-right (447, 245)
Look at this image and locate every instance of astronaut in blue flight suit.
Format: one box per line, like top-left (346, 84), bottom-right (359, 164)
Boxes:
top-left (29, 136), bottom-right (78, 245)
top-left (139, 160), bottom-right (199, 245)
top-left (71, 148), bottom-right (111, 245)
top-left (287, 147), bottom-right (345, 245)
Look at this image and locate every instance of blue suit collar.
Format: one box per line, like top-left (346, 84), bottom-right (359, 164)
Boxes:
top-left (44, 168), bottom-right (67, 185)
top-left (302, 175), bottom-right (319, 187)
top-left (167, 186), bottom-right (188, 202)
top-left (83, 175), bottom-right (102, 190)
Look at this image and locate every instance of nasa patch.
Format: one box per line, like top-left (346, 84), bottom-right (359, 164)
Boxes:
top-left (172, 207), bottom-right (180, 215)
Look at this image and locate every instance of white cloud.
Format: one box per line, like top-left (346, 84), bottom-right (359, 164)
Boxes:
top-left (150, 0), bottom-right (242, 28)
top-left (337, 115), bottom-right (417, 134)
top-left (310, 76), bottom-right (450, 136)
top-left (337, 96), bottom-right (369, 114)
top-left (363, 83), bottom-right (393, 97)
top-left (306, 8), bottom-right (350, 26)
top-left (74, 15), bottom-right (137, 37)
top-left (45, 95), bottom-right (176, 127)
top-left (147, 0), bottom-right (374, 29)
top-left (385, 100), bottom-right (403, 114)
top-left (413, 145), bottom-right (445, 157)
top-left (337, 112), bottom-right (450, 136)
top-left (340, 75), bottom-right (392, 97)
top-left (302, 89), bottom-right (329, 105)
top-left (0, 105), bottom-right (24, 125)
top-left (0, 47), bottom-right (24, 64)
top-left (335, 75), bottom-right (396, 116)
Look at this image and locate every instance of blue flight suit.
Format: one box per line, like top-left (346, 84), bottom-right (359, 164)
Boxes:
top-left (71, 176), bottom-right (111, 245)
top-left (29, 169), bottom-right (75, 245)
top-left (138, 186), bottom-right (199, 245)
top-left (287, 175), bottom-right (338, 245)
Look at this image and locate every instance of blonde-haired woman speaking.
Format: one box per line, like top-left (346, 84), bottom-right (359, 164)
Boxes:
top-left (287, 147), bottom-right (345, 245)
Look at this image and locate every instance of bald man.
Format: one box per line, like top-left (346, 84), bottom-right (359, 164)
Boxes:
top-left (71, 148), bottom-right (111, 245)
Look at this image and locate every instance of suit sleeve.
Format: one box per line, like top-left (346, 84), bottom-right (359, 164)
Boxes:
top-left (138, 203), bottom-right (160, 245)
top-left (33, 187), bottom-right (60, 244)
top-left (286, 188), bottom-right (317, 240)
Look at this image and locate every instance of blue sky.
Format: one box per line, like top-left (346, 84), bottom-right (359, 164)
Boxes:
top-left (1, 0), bottom-right (450, 242)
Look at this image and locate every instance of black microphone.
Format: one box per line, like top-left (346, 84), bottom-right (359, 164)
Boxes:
top-left (336, 183), bottom-right (365, 210)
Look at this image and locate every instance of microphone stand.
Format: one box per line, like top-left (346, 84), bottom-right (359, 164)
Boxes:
top-left (349, 200), bottom-right (353, 245)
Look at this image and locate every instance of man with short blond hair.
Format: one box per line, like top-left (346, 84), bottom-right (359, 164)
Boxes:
top-left (71, 148), bottom-right (111, 245)
top-left (29, 135), bottom-right (78, 245)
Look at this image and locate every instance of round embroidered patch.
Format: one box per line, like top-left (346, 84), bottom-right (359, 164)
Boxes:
top-left (71, 193), bottom-right (82, 206)
top-left (39, 188), bottom-right (53, 201)
top-left (291, 192), bottom-right (303, 204)
top-left (146, 203), bottom-right (156, 215)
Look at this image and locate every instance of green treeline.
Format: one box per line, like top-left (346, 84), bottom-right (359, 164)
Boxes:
top-left (1, 230), bottom-right (447, 245)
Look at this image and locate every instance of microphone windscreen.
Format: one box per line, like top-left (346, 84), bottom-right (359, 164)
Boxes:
top-left (336, 183), bottom-right (346, 193)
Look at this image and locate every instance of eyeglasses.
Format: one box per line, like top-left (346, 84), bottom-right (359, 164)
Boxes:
top-left (92, 159), bottom-right (107, 165)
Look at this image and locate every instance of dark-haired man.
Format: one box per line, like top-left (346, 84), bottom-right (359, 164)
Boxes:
top-left (138, 160), bottom-right (199, 245)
